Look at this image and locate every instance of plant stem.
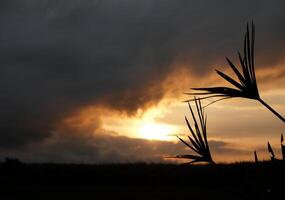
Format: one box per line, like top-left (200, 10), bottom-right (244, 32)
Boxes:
top-left (258, 98), bottom-right (285, 123)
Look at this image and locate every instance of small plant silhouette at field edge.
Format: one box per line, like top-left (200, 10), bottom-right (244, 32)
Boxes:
top-left (256, 134), bottom-right (285, 162)
top-left (281, 134), bottom-right (285, 160)
top-left (254, 151), bottom-right (259, 163)
top-left (267, 142), bottom-right (276, 161)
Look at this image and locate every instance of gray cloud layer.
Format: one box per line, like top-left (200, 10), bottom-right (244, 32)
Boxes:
top-left (0, 0), bottom-right (285, 162)
top-left (0, 129), bottom-right (248, 163)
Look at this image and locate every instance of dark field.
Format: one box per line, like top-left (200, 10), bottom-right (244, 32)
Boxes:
top-left (0, 161), bottom-right (284, 200)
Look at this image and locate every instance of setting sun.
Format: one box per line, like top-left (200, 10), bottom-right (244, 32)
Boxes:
top-left (138, 123), bottom-right (174, 141)
top-left (100, 101), bottom-right (182, 141)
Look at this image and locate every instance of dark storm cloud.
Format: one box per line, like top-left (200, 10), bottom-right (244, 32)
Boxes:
top-left (0, 0), bottom-right (285, 154)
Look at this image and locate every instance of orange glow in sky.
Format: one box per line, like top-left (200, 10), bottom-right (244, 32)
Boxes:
top-left (62, 83), bottom-right (285, 163)
top-left (138, 123), bottom-right (174, 141)
top-left (101, 100), bottom-right (183, 141)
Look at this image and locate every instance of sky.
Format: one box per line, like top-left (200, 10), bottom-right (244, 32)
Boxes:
top-left (0, 0), bottom-right (285, 163)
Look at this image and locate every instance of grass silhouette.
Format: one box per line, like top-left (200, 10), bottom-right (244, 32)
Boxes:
top-left (186, 22), bottom-right (285, 123)
top-left (254, 151), bottom-right (259, 163)
top-left (281, 134), bottom-right (285, 160)
top-left (255, 134), bottom-right (285, 162)
top-left (268, 134), bottom-right (285, 161)
top-left (254, 134), bottom-right (285, 163)
top-left (175, 98), bottom-right (215, 164)
top-left (267, 142), bottom-right (276, 161)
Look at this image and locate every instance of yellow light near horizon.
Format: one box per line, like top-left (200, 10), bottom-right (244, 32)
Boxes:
top-left (99, 100), bottom-right (184, 141)
top-left (138, 123), bottom-right (174, 141)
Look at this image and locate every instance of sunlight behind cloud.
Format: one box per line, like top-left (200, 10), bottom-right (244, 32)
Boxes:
top-left (101, 101), bottom-right (183, 141)
top-left (138, 122), bottom-right (175, 141)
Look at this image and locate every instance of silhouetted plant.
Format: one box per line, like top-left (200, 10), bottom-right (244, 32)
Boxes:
top-left (281, 134), bottom-right (285, 161)
top-left (254, 151), bottom-right (259, 164)
top-left (175, 98), bottom-right (215, 164)
top-left (186, 22), bottom-right (285, 123)
top-left (267, 142), bottom-right (276, 161)
top-left (265, 135), bottom-right (285, 161)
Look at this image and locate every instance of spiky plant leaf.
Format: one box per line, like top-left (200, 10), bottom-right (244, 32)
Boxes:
top-left (188, 23), bottom-right (259, 102)
top-left (281, 134), bottom-right (285, 161)
top-left (267, 142), bottom-right (275, 159)
top-left (186, 22), bottom-right (285, 123)
top-left (175, 98), bottom-right (214, 164)
top-left (177, 136), bottom-right (199, 154)
top-left (254, 151), bottom-right (258, 163)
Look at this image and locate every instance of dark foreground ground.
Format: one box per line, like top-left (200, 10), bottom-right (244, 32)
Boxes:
top-left (0, 161), bottom-right (284, 200)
